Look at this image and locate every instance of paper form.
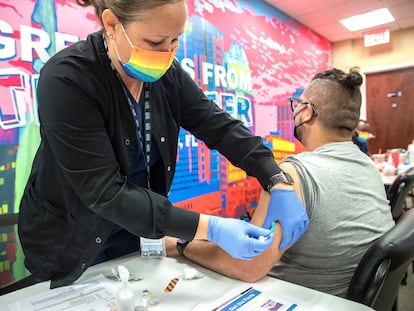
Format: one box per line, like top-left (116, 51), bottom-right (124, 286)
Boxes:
top-left (7, 275), bottom-right (118, 311)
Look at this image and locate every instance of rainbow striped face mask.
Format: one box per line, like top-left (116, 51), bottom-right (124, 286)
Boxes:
top-left (115, 24), bottom-right (177, 82)
top-left (357, 131), bottom-right (369, 143)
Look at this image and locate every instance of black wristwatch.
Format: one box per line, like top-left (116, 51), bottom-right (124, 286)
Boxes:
top-left (176, 239), bottom-right (190, 257)
top-left (266, 171), bottom-right (294, 192)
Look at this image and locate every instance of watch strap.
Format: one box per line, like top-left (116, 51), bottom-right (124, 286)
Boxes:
top-left (266, 171), bottom-right (294, 192)
top-left (176, 239), bottom-right (190, 257)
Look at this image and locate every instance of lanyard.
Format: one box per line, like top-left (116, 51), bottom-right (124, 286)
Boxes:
top-left (123, 83), bottom-right (152, 168)
top-left (103, 34), bottom-right (152, 188)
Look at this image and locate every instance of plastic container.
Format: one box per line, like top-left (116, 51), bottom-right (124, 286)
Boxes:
top-left (373, 154), bottom-right (386, 163)
top-left (408, 140), bottom-right (414, 152)
top-left (407, 141), bottom-right (414, 163)
top-left (117, 266), bottom-right (135, 311)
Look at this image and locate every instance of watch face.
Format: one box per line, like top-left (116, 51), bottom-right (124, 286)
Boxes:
top-left (267, 171), bottom-right (294, 191)
top-left (177, 239), bottom-right (188, 246)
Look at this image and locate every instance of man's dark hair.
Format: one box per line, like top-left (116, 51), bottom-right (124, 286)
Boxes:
top-left (307, 67), bottom-right (363, 135)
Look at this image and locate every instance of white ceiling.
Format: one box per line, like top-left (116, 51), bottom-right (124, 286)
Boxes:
top-left (264, 0), bottom-right (414, 42)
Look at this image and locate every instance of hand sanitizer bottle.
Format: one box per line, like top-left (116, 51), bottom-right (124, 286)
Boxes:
top-left (117, 266), bottom-right (135, 311)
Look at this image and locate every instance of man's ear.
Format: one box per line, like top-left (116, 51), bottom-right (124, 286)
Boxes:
top-left (302, 104), bottom-right (315, 122)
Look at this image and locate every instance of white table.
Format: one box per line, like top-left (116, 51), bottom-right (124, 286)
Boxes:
top-left (2, 254), bottom-right (374, 311)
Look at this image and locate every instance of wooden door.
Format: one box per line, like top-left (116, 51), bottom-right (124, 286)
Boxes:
top-left (366, 67), bottom-right (414, 154)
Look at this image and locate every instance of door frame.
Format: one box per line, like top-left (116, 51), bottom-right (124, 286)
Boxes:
top-left (360, 61), bottom-right (414, 120)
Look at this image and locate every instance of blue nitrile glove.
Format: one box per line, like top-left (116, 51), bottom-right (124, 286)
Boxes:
top-left (263, 189), bottom-right (309, 250)
top-left (207, 216), bottom-right (274, 260)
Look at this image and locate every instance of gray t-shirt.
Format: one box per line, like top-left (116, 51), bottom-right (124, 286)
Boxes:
top-left (269, 141), bottom-right (394, 297)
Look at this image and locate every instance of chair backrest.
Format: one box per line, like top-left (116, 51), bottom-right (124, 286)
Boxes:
top-left (347, 208), bottom-right (414, 311)
top-left (387, 167), bottom-right (414, 221)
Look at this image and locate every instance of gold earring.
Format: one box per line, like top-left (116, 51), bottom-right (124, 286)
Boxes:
top-left (107, 32), bottom-right (113, 39)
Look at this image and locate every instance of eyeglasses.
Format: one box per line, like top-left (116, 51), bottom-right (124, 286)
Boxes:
top-left (288, 97), bottom-right (318, 116)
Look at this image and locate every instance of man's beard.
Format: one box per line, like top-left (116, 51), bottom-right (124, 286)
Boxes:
top-left (294, 122), bottom-right (305, 142)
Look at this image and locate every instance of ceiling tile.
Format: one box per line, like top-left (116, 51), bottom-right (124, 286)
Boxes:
top-left (264, 0), bottom-right (414, 42)
top-left (389, 2), bottom-right (414, 19)
top-left (295, 10), bottom-right (338, 28)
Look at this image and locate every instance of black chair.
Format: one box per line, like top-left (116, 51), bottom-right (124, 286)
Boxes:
top-left (386, 167), bottom-right (414, 221)
top-left (386, 167), bottom-right (414, 284)
top-left (0, 213), bottom-right (35, 296)
top-left (346, 208), bottom-right (414, 311)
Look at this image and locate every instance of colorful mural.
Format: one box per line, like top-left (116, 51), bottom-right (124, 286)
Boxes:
top-left (0, 0), bottom-right (332, 287)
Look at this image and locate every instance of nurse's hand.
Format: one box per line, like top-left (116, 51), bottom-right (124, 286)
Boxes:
top-left (263, 189), bottom-right (309, 249)
top-left (207, 216), bottom-right (273, 260)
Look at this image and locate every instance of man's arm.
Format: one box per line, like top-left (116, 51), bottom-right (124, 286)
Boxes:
top-left (165, 162), bottom-right (303, 282)
top-left (182, 238), bottom-right (280, 282)
top-left (166, 191), bottom-right (283, 282)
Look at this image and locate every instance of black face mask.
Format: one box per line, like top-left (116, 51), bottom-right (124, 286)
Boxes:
top-left (294, 123), bottom-right (303, 141)
top-left (293, 106), bottom-right (308, 142)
